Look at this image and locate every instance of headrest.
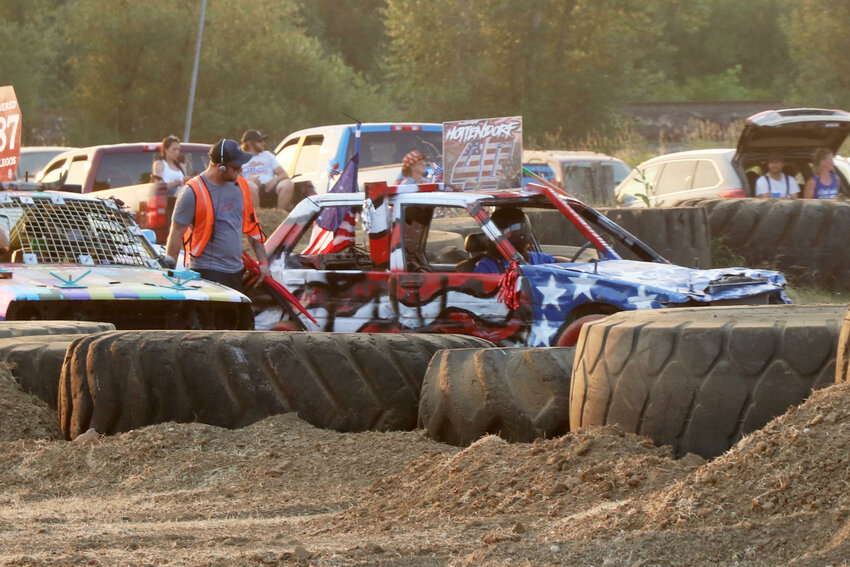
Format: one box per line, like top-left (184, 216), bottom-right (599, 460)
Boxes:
top-left (464, 232), bottom-right (490, 254)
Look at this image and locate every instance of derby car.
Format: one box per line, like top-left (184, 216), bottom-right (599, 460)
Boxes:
top-left (0, 181), bottom-right (253, 329)
top-left (251, 183), bottom-right (788, 346)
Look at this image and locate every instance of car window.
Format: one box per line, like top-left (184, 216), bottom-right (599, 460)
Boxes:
top-left (37, 159), bottom-right (68, 183)
top-left (293, 135), bottom-right (323, 176)
top-left (66, 156), bottom-right (90, 186)
top-left (276, 138), bottom-right (300, 173)
top-left (618, 163), bottom-right (662, 197)
top-left (285, 204), bottom-right (372, 271)
top-left (655, 160), bottom-right (696, 194)
top-left (423, 206), bottom-right (481, 269)
top-left (521, 162), bottom-right (556, 187)
top-left (349, 130), bottom-right (443, 168)
top-left (692, 159), bottom-right (721, 189)
top-left (609, 161), bottom-right (631, 185)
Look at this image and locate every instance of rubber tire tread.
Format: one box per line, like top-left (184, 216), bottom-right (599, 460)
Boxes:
top-left (59, 331), bottom-right (493, 440)
top-left (419, 346), bottom-right (575, 446)
top-left (674, 198), bottom-right (850, 290)
top-left (0, 321), bottom-right (114, 339)
top-left (570, 305), bottom-right (848, 459)
top-left (0, 334), bottom-right (89, 409)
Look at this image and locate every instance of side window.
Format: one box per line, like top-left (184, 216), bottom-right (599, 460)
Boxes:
top-left (693, 159), bottom-right (721, 189)
top-left (284, 204), bottom-right (371, 270)
top-left (276, 138), bottom-right (300, 173)
top-left (293, 135), bottom-right (323, 176)
top-left (655, 160), bottom-right (696, 194)
top-left (65, 156), bottom-right (91, 186)
top-left (428, 207), bottom-right (488, 271)
top-left (618, 163), bottom-right (662, 197)
top-left (38, 160), bottom-right (68, 183)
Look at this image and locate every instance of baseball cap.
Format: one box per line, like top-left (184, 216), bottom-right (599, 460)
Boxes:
top-left (402, 150), bottom-right (427, 169)
top-left (210, 139), bottom-right (253, 167)
top-left (242, 129), bottom-right (268, 144)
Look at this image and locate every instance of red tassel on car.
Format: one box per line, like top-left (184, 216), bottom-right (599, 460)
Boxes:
top-left (497, 259), bottom-right (521, 310)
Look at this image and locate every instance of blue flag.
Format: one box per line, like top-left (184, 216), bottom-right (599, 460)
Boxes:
top-left (316, 123), bottom-right (360, 232)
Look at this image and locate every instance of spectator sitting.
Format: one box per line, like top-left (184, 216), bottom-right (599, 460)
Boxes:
top-left (473, 206), bottom-right (555, 273)
top-left (241, 129), bottom-right (295, 210)
top-left (803, 148), bottom-right (839, 199)
top-left (152, 135), bottom-right (189, 196)
top-left (399, 150), bottom-right (428, 185)
top-left (755, 154), bottom-right (799, 199)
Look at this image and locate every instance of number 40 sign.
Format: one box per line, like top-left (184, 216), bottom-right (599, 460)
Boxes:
top-left (0, 86), bottom-right (22, 182)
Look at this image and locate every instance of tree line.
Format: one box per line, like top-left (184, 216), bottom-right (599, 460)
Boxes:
top-left (1, 0), bottom-right (845, 148)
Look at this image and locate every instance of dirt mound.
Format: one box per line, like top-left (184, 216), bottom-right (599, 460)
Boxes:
top-left (0, 364), bottom-right (61, 442)
top-left (3, 359), bottom-right (850, 565)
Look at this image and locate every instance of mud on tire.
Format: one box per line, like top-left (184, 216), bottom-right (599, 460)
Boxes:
top-left (0, 320), bottom-right (114, 338)
top-left (570, 305), bottom-right (848, 459)
top-left (419, 346), bottom-right (575, 446)
top-left (58, 331), bottom-right (493, 440)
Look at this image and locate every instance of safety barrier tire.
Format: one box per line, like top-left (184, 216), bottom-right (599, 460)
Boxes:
top-left (570, 305), bottom-right (848, 459)
top-left (419, 346), bottom-right (575, 446)
top-left (0, 320), bottom-right (114, 339)
top-left (674, 198), bottom-right (850, 290)
top-left (0, 334), bottom-right (92, 409)
top-left (528, 207), bottom-right (712, 268)
top-left (58, 331), bottom-right (493, 440)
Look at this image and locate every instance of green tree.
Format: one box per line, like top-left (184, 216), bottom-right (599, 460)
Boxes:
top-left (383, 0), bottom-right (653, 143)
top-left (783, 0), bottom-right (850, 109)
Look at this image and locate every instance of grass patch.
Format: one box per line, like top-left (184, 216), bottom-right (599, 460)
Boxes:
top-left (785, 286), bottom-right (848, 305)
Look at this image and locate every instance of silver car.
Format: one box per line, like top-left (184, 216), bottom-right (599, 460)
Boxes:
top-left (616, 108), bottom-right (850, 207)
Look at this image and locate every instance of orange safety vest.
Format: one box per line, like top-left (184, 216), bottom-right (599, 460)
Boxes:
top-left (183, 175), bottom-right (265, 259)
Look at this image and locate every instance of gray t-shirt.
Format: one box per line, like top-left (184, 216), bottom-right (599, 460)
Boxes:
top-left (173, 175), bottom-right (245, 273)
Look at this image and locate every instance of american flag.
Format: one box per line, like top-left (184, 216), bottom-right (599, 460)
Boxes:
top-left (302, 125), bottom-right (361, 255)
top-left (448, 139), bottom-right (517, 190)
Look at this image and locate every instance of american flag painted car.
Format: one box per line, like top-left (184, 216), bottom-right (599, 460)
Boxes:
top-left (252, 184), bottom-right (789, 346)
top-left (0, 183), bottom-right (253, 329)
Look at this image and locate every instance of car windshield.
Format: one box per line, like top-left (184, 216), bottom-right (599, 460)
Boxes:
top-left (0, 193), bottom-right (157, 265)
top-left (16, 150), bottom-right (66, 180)
top-left (346, 130), bottom-right (443, 169)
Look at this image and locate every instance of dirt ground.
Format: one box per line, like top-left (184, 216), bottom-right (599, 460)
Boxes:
top-left (1, 364), bottom-right (850, 566)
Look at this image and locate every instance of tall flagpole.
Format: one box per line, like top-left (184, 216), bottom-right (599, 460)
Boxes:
top-left (183, 0), bottom-right (207, 142)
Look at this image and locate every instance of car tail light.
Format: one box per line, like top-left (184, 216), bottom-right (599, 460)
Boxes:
top-left (142, 144), bottom-right (160, 152)
top-left (718, 189), bottom-right (746, 198)
top-left (146, 194), bottom-right (169, 229)
top-left (391, 125), bottom-right (422, 131)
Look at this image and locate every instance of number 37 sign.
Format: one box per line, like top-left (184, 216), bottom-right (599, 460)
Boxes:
top-left (0, 86), bottom-right (22, 182)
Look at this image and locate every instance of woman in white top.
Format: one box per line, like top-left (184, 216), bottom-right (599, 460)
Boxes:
top-left (152, 135), bottom-right (188, 195)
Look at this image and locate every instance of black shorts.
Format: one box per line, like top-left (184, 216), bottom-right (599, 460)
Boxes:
top-left (196, 268), bottom-right (245, 293)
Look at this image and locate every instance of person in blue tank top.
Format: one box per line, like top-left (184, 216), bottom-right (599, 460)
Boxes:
top-left (804, 148), bottom-right (839, 199)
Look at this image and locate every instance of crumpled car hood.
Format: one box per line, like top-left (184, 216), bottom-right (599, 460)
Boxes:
top-left (523, 259), bottom-right (788, 305)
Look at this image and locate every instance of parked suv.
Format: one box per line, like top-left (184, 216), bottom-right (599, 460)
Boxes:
top-left (616, 108), bottom-right (850, 206)
top-left (274, 123), bottom-right (443, 199)
top-left (522, 150), bottom-right (630, 205)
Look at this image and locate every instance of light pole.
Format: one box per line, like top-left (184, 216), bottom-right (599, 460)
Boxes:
top-left (183, 0), bottom-right (207, 142)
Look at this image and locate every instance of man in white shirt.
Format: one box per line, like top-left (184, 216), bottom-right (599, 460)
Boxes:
top-left (755, 155), bottom-right (799, 199)
top-left (241, 129), bottom-right (295, 210)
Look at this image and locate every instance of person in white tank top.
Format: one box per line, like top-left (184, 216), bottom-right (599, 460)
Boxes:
top-left (152, 135), bottom-right (188, 195)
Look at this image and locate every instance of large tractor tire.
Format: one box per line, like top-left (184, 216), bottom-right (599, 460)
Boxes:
top-left (0, 334), bottom-right (91, 409)
top-left (59, 331), bottom-right (493, 440)
top-left (0, 320), bottom-right (114, 338)
top-left (675, 198), bottom-right (850, 289)
top-left (571, 305), bottom-right (848, 459)
top-left (419, 346), bottom-right (575, 446)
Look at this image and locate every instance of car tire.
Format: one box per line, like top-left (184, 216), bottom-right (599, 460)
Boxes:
top-left (0, 320), bottom-right (114, 338)
top-left (0, 334), bottom-right (90, 409)
top-left (419, 346), bottom-right (575, 446)
top-left (570, 305), bottom-right (847, 459)
top-left (58, 331), bottom-right (493, 440)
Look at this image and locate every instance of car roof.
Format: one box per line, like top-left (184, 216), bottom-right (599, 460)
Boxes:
top-left (282, 123), bottom-right (442, 137)
top-left (639, 148), bottom-right (736, 166)
top-left (523, 149), bottom-right (625, 163)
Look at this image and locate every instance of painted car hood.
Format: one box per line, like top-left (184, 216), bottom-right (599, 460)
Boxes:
top-left (0, 264), bottom-right (249, 303)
